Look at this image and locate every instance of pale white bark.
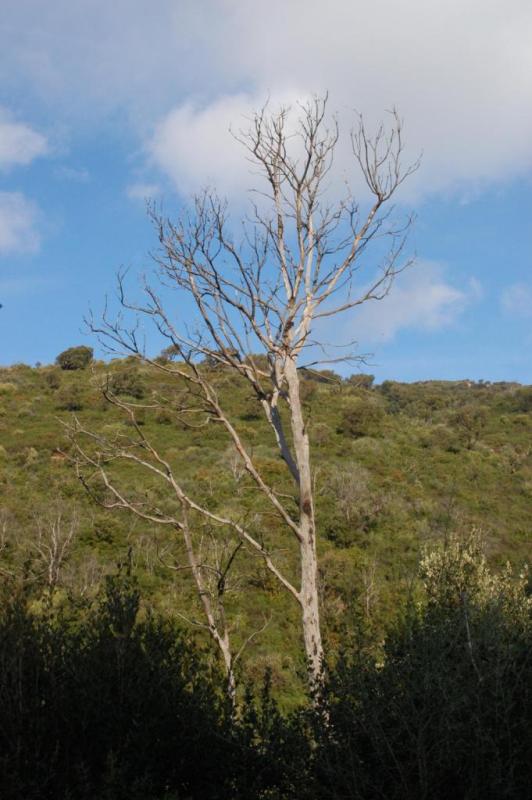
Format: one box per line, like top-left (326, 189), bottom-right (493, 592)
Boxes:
top-left (33, 509), bottom-right (78, 591)
top-left (284, 355), bottom-right (323, 681)
top-left (179, 509), bottom-right (237, 703)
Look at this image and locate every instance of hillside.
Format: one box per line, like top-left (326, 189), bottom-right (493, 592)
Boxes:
top-left (0, 358), bottom-right (530, 693)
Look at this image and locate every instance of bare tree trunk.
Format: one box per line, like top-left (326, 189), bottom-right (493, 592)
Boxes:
top-left (179, 511), bottom-right (237, 704)
top-left (300, 531), bottom-right (323, 685)
top-left (285, 356), bottom-right (324, 683)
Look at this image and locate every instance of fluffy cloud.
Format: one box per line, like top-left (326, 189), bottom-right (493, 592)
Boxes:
top-left (501, 283), bottom-right (532, 317)
top-left (149, 91), bottom-right (308, 200)
top-left (351, 262), bottom-right (480, 342)
top-left (126, 182), bottom-right (162, 201)
top-left (2, 2), bottom-right (532, 198)
top-left (143, 0), bottom-right (532, 200)
top-left (0, 109), bottom-right (47, 170)
top-left (0, 192), bottom-right (40, 254)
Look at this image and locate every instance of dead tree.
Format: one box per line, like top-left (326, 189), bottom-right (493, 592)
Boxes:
top-left (33, 508), bottom-right (78, 593)
top-left (158, 521), bottom-right (268, 703)
top-left (68, 95), bottom-right (418, 690)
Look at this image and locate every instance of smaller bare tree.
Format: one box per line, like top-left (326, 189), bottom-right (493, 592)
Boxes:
top-left (0, 510), bottom-right (14, 582)
top-left (159, 520), bottom-right (269, 702)
top-left (32, 508), bottom-right (78, 594)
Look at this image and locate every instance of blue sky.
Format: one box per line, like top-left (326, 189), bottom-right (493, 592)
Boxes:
top-left (1, 0), bottom-right (531, 382)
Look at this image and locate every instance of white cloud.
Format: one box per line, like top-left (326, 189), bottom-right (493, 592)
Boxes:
top-left (351, 262), bottom-right (478, 342)
top-left (126, 182), bottom-right (162, 201)
top-left (0, 109), bottom-right (47, 169)
top-left (142, 0), bottom-right (532, 201)
top-left (0, 192), bottom-right (40, 254)
top-left (501, 283), bottom-right (532, 317)
top-left (148, 90), bottom-right (308, 200)
top-left (2, 2), bottom-right (532, 197)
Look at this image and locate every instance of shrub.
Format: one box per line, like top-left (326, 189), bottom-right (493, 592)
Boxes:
top-left (240, 394), bottom-right (262, 420)
top-left (346, 373), bottom-right (375, 390)
top-left (337, 398), bottom-right (385, 438)
top-left (16, 403), bottom-right (34, 419)
top-left (43, 369), bottom-right (61, 390)
top-left (0, 569), bottom-right (233, 800)
top-left (24, 447), bottom-right (39, 466)
top-left (155, 407), bottom-right (174, 424)
top-left (512, 386), bottom-right (532, 413)
top-left (56, 385), bottom-right (84, 411)
top-left (319, 465), bottom-right (382, 547)
top-left (299, 380), bottom-right (317, 403)
top-left (300, 368), bottom-right (341, 384)
top-left (311, 534), bottom-right (532, 800)
top-left (450, 404), bottom-right (488, 448)
top-left (311, 421), bottom-right (332, 446)
top-left (56, 346), bottom-right (93, 371)
top-left (108, 369), bottom-right (145, 399)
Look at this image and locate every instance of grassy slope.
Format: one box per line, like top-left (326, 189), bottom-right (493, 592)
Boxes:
top-left (0, 360), bottom-right (530, 697)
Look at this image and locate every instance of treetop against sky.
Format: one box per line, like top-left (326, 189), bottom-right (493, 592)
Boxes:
top-left (0, 0), bottom-right (531, 381)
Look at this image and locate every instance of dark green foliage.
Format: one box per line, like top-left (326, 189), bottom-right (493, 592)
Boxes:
top-left (310, 606), bottom-right (531, 799)
top-left (346, 373), bottom-right (375, 390)
top-left (299, 380), bottom-right (317, 403)
top-left (240, 394), bottom-right (262, 420)
top-left (108, 369), bottom-right (145, 399)
top-left (56, 383), bottom-right (84, 410)
top-left (0, 569), bottom-right (233, 800)
top-left (43, 369), bottom-right (61, 390)
top-left (337, 397), bottom-right (385, 438)
top-left (450, 403), bottom-right (489, 448)
top-left (232, 674), bottom-right (312, 799)
top-left (309, 539), bottom-right (532, 800)
top-left (158, 344), bottom-right (180, 362)
top-left (56, 346), bottom-right (93, 371)
top-left (1, 543), bottom-right (529, 799)
top-left (513, 386), bottom-right (532, 412)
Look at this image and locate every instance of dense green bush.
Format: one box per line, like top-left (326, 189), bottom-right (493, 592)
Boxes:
top-left (337, 397), bottom-right (385, 438)
top-left (108, 369), bottom-right (145, 399)
top-left (512, 386), bottom-right (532, 413)
top-left (56, 346), bottom-right (93, 371)
top-left (319, 465), bottom-right (381, 547)
top-left (345, 373), bottom-right (375, 390)
top-left (56, 384), bottom-right (84, 411)
top-left (43, 369), bottom-right (61, 390)
top-left (0, 570), bottom-right (233, 800)
top-left (310, 534), bottom-right (532, 800)
top-left (450, 404), bottom-right (489, 448)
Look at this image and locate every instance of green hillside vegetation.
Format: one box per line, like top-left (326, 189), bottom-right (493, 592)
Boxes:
top-left (0, 357), bottom-right (531, 696)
